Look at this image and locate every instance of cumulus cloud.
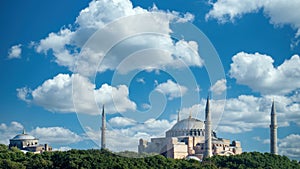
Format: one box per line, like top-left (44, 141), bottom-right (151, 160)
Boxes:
top-left (36, 29), bottom-right (74, 67)
top-left (17, 73), bottom-right (136, 115)
top-left (206, 0), bottom-right (300, 38)
top-left (179, 104), bottom-right (203, 121)
top-left (210, 79), bottom-right (227, 95)
top-left (52, 146), bottom-right (72, 151)
top-left (34, 0), bottom-right (202, 77)
top-left (108, 116), bottom-right (136, 127)
top-left (85, 118), bottom-right (176, 151)
top-left (136, 77), bottom-right (145, 84)
top-left (30, 127), bottom-right (82, 144)
top-left (195, 85), bottom-right (201, 92)
top-left (7, 44), bottom-right (22, 59)
top-left (155, 79), bottom-right (188, 100)
top-left (0, 121), bottom-right (24, 144)
top-left (229, 52), bottom-right (300, 95)
top-left (141, 103), bottom-right (151, 110)
top-left (180, 94), bottom-right (300, 134)
top-left (0, 122), bottom-right (82, 146)
top-left (279, 134), bottom-right (300, 160)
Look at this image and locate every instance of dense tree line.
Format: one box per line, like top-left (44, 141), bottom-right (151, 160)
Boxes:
top-left (0, 144), bottom-right (299, 169)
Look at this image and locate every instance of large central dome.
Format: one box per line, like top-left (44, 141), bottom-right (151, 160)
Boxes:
top-left (11, 134), bottom-right (36, 140)
top-left (166, 117), bottom-right (205, 137)
top-left (171, 118), bottom-right (204, 130)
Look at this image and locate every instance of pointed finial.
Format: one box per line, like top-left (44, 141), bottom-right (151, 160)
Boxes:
top-left (102, 104), bottom-right (105, 115)
top-left (177, 110), bottom-right (180, 122)
top-left (22, 128), bottom-right (26, 134)
top-left (205, 95), bottom-right (210, 111)
top-left (271, 100), bottom-right (275, 115)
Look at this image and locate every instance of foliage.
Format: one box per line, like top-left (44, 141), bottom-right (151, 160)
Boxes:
top-left (0, 144), bottom-right (299, 169)
top-left (206, 151), bottom-right (300, 169)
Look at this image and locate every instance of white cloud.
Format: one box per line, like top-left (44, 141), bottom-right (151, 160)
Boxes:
top-left (180, 94), bottom-right (300, 134)
top-left (179, 104), bottom-right (203, 120)
top-left (206, 0), bottom-right (300, 38)
top-left (136, 78), bottom-right (145, 84)
top-left (195, 85), bottom-right (201, 92)
top-left (16, 87), bottom-right (31, 103)
top-left (84, 118), bottom-right (176, 152)
top-left (36, 29), bottom-right (75, 67)
top-left (30, 127), bottom-right (82, 144)
top-left (210, 79), bottom-right (227, 95)
top-left (229, 52), bottom-right (300, 95)
top-left (17, 73), bottom-right (136, 115)
top-left (141, 103), bottom-right (151, 110)
top-left (52, 146), bottom-right (72, 151)
top-left (7, 44), bottom-right (22, 59)
top-left (0, 122), bottom-right (82, 146)
top-left (108, 116), bottom-right (136, 127)
top-left (279, 134), bottom-right (300, 160)
top-left (155, 79), bottom-right (188, 100)
top-left (252, 136), bottom-right (270, 144)
top-left (34, 0), bottom-right (202, 77)
top-left (263, 139), bottom-right (270, 144)
top-left (0, 121), bottom-right (24, 144)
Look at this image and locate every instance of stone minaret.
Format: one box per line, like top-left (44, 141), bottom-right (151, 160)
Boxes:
top-left (204, 96), bottom-right (212, 158)
top-left (101, 105), bottom-right (106, 149)
top-left (270, 101), bottom-right (277, 154)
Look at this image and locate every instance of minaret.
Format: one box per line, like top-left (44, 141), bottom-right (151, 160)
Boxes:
top-left (204, 96), bottom-right (212, 158)
top-left (101, 105), bottom-right (106, 149)
top-left (270, 101), bottom-right (277, 154)
top-left (177, 110), bottom-right (180, 122)
top-left (188, 111), bottom-right (192, 136)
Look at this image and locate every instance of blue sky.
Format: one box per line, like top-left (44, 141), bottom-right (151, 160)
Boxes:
top-left (1, 0), bottom-right (300, 160)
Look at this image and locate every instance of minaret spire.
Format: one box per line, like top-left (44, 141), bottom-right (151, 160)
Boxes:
top-left (177, 110), bottom-right (180, 122)
top-left (270, 100), bottom-right (278, 154)
top-left (101, 104), bottom-right (106, 149)
top-left (204, 95), bottom-right (212, 158)
top-left (22, 128), bottom-right (26, 134)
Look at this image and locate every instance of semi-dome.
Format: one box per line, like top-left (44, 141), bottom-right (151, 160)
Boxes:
top-left (170, 118), bottom-right (204, 131)
top-left (11, 134), bottom-right (36, 140)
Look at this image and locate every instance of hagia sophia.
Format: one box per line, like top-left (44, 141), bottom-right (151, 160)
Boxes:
top-left (100, 97), bottom-right (278, 160)
top-left (138, 97), bottom-right (242, 160)
top-left (9, 97), bottom-right (278, 160)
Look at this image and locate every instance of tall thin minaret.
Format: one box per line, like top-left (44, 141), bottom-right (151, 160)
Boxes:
top-left (177, 110), bottom-right (180, 122)
top-left (101, 105), bottom-right (106, 149)
top-left (204, 96), bottom-right (212, 158)
top-left (270, 100), bottom-right (278, 154)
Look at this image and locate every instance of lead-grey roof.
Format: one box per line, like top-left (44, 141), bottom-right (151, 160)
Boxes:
top-left (11, 134), bottom-right (36, 140)
top-left (170, 118), bottom-right (205, 131)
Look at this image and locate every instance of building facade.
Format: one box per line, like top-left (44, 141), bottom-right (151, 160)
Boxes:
top-left (138, 98), bottom-right (242, 160)
top-left (9, 130), bottom-right (52, 153)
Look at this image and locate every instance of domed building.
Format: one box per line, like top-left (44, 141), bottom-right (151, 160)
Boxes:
top-left (9, 129), bottom-right (52, 153)
top-left (166, 118), bottom-right (205, 137)
top-left (138, 98), bottom-right (242, 160)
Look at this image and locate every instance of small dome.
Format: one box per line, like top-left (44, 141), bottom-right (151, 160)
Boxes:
top-left (170, 118), bottom-right (204, 131)
top-left (12, 134), bottom-right (36, 140)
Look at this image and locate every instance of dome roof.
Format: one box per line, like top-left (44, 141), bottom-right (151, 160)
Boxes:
top-left (11, 129), bottom-right (37, 140)
top-left (11, 134), bottom-right (36, 140)
top-left (170, 118), bottom-right (204, 131)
